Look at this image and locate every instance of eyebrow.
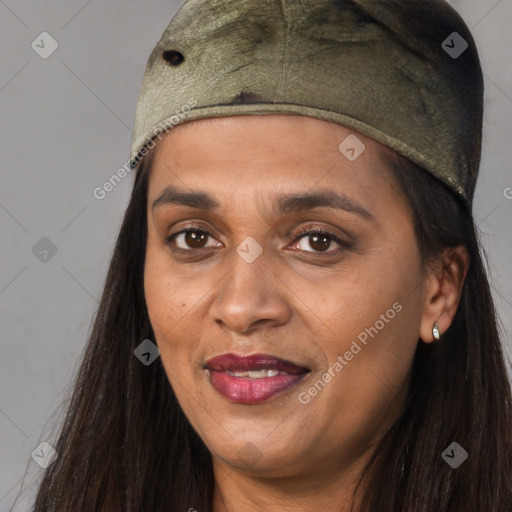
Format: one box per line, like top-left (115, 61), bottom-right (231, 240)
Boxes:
top-left (152, 185), bottom-right (374, 220)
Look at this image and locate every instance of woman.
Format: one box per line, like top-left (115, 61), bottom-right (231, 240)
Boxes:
top-left (32, 0), bottom-right (512, 510)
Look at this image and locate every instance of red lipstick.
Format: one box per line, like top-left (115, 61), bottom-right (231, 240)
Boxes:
top-left (205, 353), bottom-right (310, 405)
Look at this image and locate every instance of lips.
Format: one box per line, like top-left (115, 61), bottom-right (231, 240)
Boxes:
top-left (205, 353), bottom-right (310, 404)
top-left (205, 353), bottom-right (309, 374)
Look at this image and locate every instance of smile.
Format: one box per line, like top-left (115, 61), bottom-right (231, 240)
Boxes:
top-left (204, 353), bottom-right (311, 405)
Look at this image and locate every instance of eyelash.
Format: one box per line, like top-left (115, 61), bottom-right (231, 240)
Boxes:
top-left (164, 224), bottom-right (351, 256)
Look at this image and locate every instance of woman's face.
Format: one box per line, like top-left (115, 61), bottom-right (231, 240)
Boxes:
top-left (144, 115), bottom-right (430, 480)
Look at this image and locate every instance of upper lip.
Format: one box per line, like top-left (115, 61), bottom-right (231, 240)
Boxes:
top-left (205, 353), bottom-right (310, 375)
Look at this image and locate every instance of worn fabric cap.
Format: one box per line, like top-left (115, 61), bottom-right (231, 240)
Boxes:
top-left (130, 0), bottom-right (484, 206)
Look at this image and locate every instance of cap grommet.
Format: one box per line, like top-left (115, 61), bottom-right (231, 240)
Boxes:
top-left (162, 49), bottom-right (184, 66)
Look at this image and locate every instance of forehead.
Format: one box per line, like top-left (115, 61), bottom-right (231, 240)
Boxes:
top-left (146, 115), bottom-right (401, 208)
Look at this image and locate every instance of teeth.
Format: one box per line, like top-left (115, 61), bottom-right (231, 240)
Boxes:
top-left (226, 369), bottom-right (284, 379)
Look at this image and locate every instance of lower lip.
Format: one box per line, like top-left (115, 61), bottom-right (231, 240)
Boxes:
top-left (208, 370), bottom-right (308, 404)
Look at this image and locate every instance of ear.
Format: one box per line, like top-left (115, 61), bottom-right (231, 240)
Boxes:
top-left (419, 245), bottom-right (470, 343)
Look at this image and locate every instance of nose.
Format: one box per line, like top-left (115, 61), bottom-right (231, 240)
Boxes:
top-left (210, 249), bottom-right (292, 334)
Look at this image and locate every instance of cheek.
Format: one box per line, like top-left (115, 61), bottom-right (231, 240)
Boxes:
top-left (311, 298), bottom-right (415, 408)
top-left (309, 242), bottom-right (424, 396)
top-left (144, 267), bottom-right (181, 336)
top-left (305, 304), bottom-right (420, 451)
top-left (144, 240), bottom-right (188, 348)
top-left (307, 254), bottom-right (419, 352)
top-left (143, 246), bottom-right (216, 428)
top-left (143, 238), bottom-right (212, 383)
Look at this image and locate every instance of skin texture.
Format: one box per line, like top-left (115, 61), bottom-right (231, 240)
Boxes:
top-left (144, 115), bottom-right (469, 511)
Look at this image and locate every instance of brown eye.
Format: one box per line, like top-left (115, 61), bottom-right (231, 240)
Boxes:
top-left (307, 233), bottom-right (332, 252)
top-left (183, 230), bottom-right (208, 249)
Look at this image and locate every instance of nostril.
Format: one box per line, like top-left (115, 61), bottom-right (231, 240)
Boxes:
top-left (162, 49), bottom-right (184, 66)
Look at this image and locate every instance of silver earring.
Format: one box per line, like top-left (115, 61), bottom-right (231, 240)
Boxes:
top-left (432, 322), bottom-right (440, 341)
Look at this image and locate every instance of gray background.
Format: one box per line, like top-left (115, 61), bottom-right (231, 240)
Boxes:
top-left (1, 0), bottom-right (511, 509)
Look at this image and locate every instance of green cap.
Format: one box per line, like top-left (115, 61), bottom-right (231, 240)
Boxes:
top-left (130, 0), bottom-right (483, 205)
